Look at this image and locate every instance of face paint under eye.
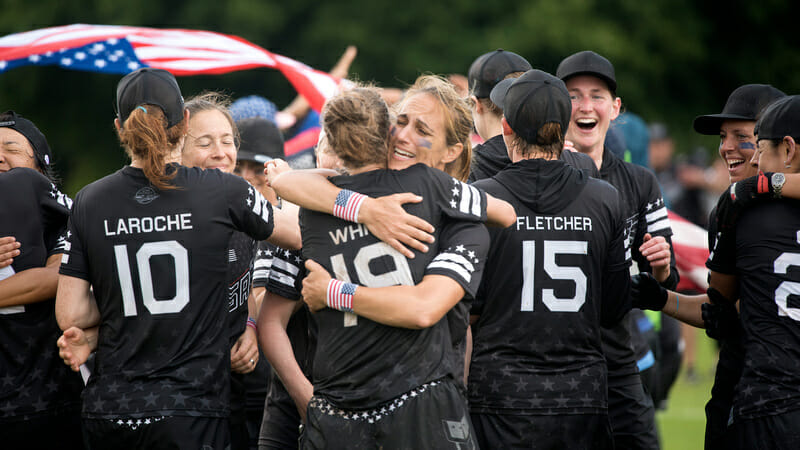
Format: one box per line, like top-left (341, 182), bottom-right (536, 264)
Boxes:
top-left (739, 142), bottom-right (756, 150)
top-left (390, 126), bottom-right (396, 136)
top-left (416, 137), bottom-right (432, 149)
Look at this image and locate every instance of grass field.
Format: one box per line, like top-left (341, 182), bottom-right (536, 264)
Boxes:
top-left (656, 327), bottom-right (718, 450)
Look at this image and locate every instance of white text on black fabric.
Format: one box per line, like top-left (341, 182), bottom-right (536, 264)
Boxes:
top-left (104, 213), bottom-right (193, 236)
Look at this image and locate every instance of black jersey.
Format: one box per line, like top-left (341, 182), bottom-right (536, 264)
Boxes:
top-left (469, 135), bottom-right (599, 182)
top-left (707, 200), bottom-right (800, 420)
top-left (469, 158), bottom-right (630, 415)
top-left (0, 168), bottom-right (83, 423)
top-left (300, 163), bottom-right (487, 409)
top-left (433, 219), bottom-right (490, 388)
top-left (227, 231), bottom-right (257, 345)
top-left (58, 164), bottom-right (274, 419)
top-left (597, 149), bottom-right (678, 379)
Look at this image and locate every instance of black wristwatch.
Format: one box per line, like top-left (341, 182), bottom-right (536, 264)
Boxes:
top-left (772, 172), bottom-right (786, 198)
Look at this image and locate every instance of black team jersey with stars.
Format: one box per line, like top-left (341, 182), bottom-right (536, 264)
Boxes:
top-left (296, 163), bottom-right (488, 409)
top-left (226, 230), bottom-right (257, 345)
top-left (58, 164), bottom-right (275, 419)
top-left (469, 159), bottom-right (631, 415)
top-left (707, 199), bottom-right (800, 420)
top-left (0, 168), bottom-right (82, 423)
top-left (596, 149), bottom-right (678, 381)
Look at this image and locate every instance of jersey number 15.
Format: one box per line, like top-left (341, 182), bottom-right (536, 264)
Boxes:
top-left (520, 240), bottom-right (587, 312)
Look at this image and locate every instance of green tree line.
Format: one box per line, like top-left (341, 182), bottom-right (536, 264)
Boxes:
top-left (1, 0), bottom-right (798, 195)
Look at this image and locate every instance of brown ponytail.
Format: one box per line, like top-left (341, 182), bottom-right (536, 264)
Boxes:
top-left (117, 105), bottom-right (187, 190)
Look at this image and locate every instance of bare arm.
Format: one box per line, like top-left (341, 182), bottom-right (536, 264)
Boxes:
top-left (231, 290), bottom-right (260, 374)
top-left (660, 271), bottom-right (738, 328)
top-left (485, 195), bottom-right (516, 228)
top-left (258, 291), bottom-right (313, 421)
top-left (269, 167), bottom-right (435, 258)
top-left (302, 259), bottom-right (465, 329)
top-left (55, 274), bottom-right (101, 331)
top-left (267, 205), bottom-right (302, 251)
top-left (0, 253), bottom-right (61, 307)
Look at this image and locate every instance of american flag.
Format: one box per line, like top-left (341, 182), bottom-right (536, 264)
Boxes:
top-left (327, 279), bottom-right (355, 312)
top-left (332, 190), bottom-right (366, 223)
top-left (668, 210), bottom-right (710, 292)
top-left (0, 24), bottom-right (342, 111)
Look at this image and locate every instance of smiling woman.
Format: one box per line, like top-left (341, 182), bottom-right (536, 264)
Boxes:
top-left (182, 92), bottom-right (239, 173)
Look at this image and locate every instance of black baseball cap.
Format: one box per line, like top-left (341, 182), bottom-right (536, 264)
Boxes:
top-left (468, 49), bottom-right (532, 98)
top-left (693, 84), bottom-right (786, 135)
top-left (116, 68), bottom-right (184, 128)
top-left (490, 69), bottom-right (571, 144)
top-left (556, 50), bottom-right (617, 93)
top-left (237, 117), bottom-right (285, 164)
top-left (755, 95), bottom-right (800, 142)
top-left (0, 110), bottom-right (53, 172)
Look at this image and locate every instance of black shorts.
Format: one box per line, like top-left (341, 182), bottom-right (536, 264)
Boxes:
top-left (705, 340), bottom-right (743, 450)
top-left (608, 374), bottom-right (660, 449)
top-left (1, 409), bottom-right (84, 450)
top-left (733, 409), bottom-right (800, 450)
top-left (300, 379), bottom-right (476, 450)
top-left (83, 415), bottom-right (229, 450)
top-left (259, 380), bottom-right (302, 450)
top-left (471, 411), bottom-right (613, 449)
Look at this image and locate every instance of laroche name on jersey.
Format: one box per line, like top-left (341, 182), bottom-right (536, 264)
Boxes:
top-left (103, 213), bottom-right (193, 236)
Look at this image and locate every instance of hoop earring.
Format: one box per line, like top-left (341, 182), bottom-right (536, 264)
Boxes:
top-left (785, 161), bottom-right (792, 168)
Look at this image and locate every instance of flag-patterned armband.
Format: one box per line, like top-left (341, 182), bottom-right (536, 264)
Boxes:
top-left (332, 189), bottom-right (366, 223)
top-left (326, 279), bottom-right (357, 313)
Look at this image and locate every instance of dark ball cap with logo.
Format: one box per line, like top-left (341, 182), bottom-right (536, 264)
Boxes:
top-left (468, 49), bottom-right (532, 98)
top-left (693, 84), bottom-right (786, 135)
top-left (0, 110), bottom-right (53, 173)
top-left (755, 95), bottom-right (800, 142)
top-left (116, 68), bottom-right (185, 128)
top-left (556, 50), bottom-right (617, 93)
top-left (490, 69), bottom-right (571, 145)
top-left (237, 117), bottom-right (285, 164)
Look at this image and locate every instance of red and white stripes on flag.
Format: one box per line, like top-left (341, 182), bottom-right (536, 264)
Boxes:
top-left (0, 24), bottom-right (343, 111)
top-left (668, 211), bottom-right (710, 292)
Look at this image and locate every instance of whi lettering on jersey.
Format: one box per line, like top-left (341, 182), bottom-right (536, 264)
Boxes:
top-left (0, 265), bottom-right (24, 314)
top-left (515, 215), bottom-right (593, 232)
top-left (330, 242), bottom-right (414, 327)
top-left (520, 240), bottom-right (588, 312)
top-left (449, 178), bottom-right (482, 217)
top-left (328, 223), bottom-right (370, 245)
top-left (104, 213), bottom-right (193, 236)
top-left (114, 240), bottom-right (190, 316)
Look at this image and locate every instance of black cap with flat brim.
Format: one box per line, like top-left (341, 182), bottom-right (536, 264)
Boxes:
top-left (693, 84), bottom-right (786, 135)
top-left (556, 50), bottom-right (617, 93)
top-left (468, 49), bottom-right (532, 99)
top-left (237, 117), bottom-right (285, 163)
top-left (490, 69), bottom-right (571, 144)
top-left (755, 95), bottom-right (800, 142)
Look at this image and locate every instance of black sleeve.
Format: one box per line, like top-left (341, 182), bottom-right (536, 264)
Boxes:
top-left (424, 166), bottom-right (487, 223)
top-left (601, 191), bottom-right (633, 327)
top-left (58, 194), bottom-right (90, 280)
top-left (225, 174), bottom-right (274, 241)
top-left (425, 221), bottom-right (490, 300)
top-left (633, 172), bottom-right (679, 290)
top-left (706, 198), bottom-right (737, 274)
top-left (265, 247), bottom-right (305, 301)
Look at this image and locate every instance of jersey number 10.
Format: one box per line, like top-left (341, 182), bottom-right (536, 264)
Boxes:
top-left (520, 240), bottom-right (588, 312)
top-left (114, 241), bottom-right (190, 316)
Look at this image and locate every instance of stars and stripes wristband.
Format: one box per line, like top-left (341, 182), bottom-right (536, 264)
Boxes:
top-left (332, 189), bottom-right (367, 223)
top-left (326, 279), bottom-right (357, 313)
top-left (246, 317), bottom-right (257, 331)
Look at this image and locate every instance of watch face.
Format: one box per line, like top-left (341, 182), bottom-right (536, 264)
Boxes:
top-left (773, 172), bottom-right (786, 186)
